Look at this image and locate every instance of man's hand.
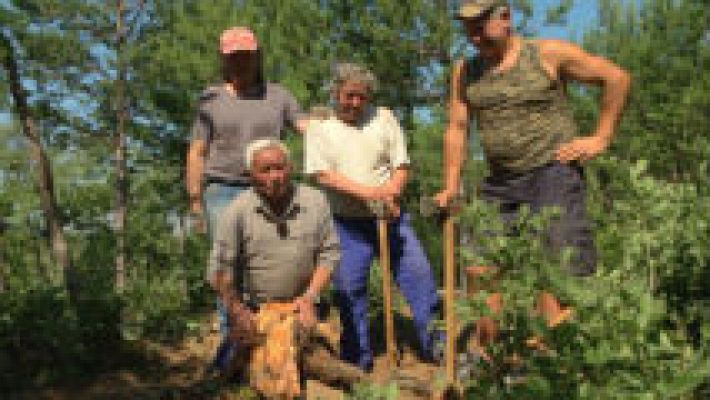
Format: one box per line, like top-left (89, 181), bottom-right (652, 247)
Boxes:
top-left (189, 196), bottom-right (203, 215)
top-left (364, 186), bottom-right (401, 218)
top-left (226, 298), bottom-right (257, 344)
top-left (365, 185), bottom-right (397, 201)
top-left (434, 188), bottom-right (457, 209)
top-left (382, 197), bottom-right (400, 219)
top-left (368, 188), bottom-right (401, 219)
top-left (556, 135), bottom-right (609, 164)
top-left (293, 296), bottom-right (317, 330)
top-left (379, 181), bottom-right (403, 199)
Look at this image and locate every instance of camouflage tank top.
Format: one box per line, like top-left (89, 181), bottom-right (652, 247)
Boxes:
top-left (464, 40), bottom-right (578, 174)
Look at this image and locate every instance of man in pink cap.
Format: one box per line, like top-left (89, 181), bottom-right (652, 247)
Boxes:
top-left (186, 26), bottom-right (310, 374)
top-left (220, 26), bottom-right (259, 53)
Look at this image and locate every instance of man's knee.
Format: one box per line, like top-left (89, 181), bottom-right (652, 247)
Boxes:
top-left (466, 265), bottom-right (499, 277)
top-left (485, 293), bottom-right (503, 314)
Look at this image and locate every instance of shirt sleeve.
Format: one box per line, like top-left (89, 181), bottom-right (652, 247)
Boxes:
top-left (383, 108), bottom-right (410, 168)
top-left (282, 89), bottom-right (304, 130)
top-left (207, 202), bottom-right (243, 280)
top-left (304, 122), bottom-right (332, 174)
top-left (190, 108), bottom-right (211, 142)
top-left (315, 195), bottom-right (340, 271)
top-left (191, 89), bottom-right (217, 142)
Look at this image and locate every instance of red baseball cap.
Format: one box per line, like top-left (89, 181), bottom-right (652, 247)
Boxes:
top-left (219, 26), bottom-right (259, 54)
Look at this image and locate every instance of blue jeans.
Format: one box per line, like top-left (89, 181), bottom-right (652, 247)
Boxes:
top-left (203, 181), bottom-right (249, 371)
top-left (332, 213), bottom-right (441, 371)
top-left (203, 182), bottom-right (249, 240)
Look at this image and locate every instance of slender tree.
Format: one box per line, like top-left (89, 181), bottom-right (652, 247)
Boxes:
top-left (0, 34), bottom-right (70, 284)
top-left (114, 0), bottom-right (128, 292)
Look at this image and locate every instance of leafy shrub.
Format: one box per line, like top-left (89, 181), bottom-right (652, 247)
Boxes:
top-left (0, 284), bottom-right (121, 391)
top-left (455, 158), bottom-right (710, 399)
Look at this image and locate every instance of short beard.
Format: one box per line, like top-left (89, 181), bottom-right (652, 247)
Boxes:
top-left (480, 33), bottom-right (509, 50)
top-left (336, 106), bottom-right (362, 124)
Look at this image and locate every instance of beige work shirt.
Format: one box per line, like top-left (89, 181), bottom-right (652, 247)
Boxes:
top-left (208, 185), bottom-right (340, 301)
top-left (304, 107), bottom-right (410, 217)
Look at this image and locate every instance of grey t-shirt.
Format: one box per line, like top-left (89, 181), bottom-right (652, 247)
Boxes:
top-left (191, 82), bottom-right (302, 183)
top-left (208, 185), bottom-right (340, 301)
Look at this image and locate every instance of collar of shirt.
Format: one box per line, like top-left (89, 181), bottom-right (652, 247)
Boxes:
top-left (253, 185), bottom-right (304, 221)
top-left (218, 82), bottom-right (267, 100)
top-left (332, 105), bottom-right (377, 130)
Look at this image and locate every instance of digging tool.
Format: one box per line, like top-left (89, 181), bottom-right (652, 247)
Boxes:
top-left (421, 195), bottom-right (464, 391)
top-left (372, 200), bottom-right (398, 369)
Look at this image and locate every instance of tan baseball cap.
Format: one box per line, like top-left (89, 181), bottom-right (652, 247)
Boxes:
top-left (456, 0), bottom-right (509, 20)
top-left (219, 26), bottom-right (258, 54)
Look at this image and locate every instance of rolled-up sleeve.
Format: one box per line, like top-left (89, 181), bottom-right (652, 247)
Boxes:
top-left (207, 204), bottom-right (242, 280)
top-left (315, 198), bottom-right (340, 271)
top-left (191, 109), bottom-right (211, 142)
top-left (191, 89), bottom-right (216, 142)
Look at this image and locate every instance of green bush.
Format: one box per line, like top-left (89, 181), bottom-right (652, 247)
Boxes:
top-left (0, 284), bottom-right (121, 391)
top-left (120, 271), bottom-right (195, 341)
top-left (455, 157), bottom-right (710, 399)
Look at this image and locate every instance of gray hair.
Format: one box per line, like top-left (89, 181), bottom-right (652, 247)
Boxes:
top-left (244, 139), bottom-right (291, 170)
top-left (329, 62), bottom-right (378, 94)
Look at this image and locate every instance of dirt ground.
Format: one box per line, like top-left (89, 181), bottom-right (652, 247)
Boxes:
top-left (17, 310), bottom-right (445, 400)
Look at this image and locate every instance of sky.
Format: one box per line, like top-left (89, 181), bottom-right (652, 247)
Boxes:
top-left (532, 0), bottom-right (599, 42)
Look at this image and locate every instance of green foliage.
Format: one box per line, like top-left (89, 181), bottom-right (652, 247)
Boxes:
top-left (120, 271), bottom-right (192, 341)
top-left (0, 0), bottom-right (708, 397)
top-left (575, 0), bottom-right (710, 185)
top-left (456, 157), bottom-right (709, 399)
top-left (349, 381), bottom-right (400, 400)
top-left (0, 285), bottom-right (122, 391)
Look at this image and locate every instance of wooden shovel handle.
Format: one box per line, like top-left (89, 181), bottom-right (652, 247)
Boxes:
top-left (443, 215), bottom-right (457, 385)
top-left (378, 218), bottom-right (397, 368)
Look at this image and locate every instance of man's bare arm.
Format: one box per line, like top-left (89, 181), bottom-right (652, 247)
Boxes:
top-left (315, 171), bottom-right (380, 201)
top-left (303, 266), bottom-right (332, 301)
top-left (294, 201), bottom-right (338, 328)
top-left (293, 265), bottom-right (332, 328)
top-left (383, 167), bottom-right (408, 199)
top-left (436, 59), bottom-right (470, 207)
top-left (210, 269), bottom-right (256, 340)
top-left (208, 211), bottom-right (256, 339)
top-left (208, 211), bottom-right (241, 305)
top-left (186, 139), bottom-right (206, 213)
top-left (316, 167), bottom-right (408, 215)
top-left (539, 40), bottom-right (632, 162)
top-left (295, 117), bottom-right (309, 135)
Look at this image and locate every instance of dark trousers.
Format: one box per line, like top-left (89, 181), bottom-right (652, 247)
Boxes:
top-left (480, 162), bottom-right (597, 276)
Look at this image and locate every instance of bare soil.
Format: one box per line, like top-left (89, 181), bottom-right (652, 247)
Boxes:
top-left (17, 310), bottom-right (444, 400)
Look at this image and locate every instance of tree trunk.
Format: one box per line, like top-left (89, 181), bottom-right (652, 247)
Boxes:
top-left (301, 345), bottom-right (435, 398)
top-left (0, 234), bottom-right (5, 294)
top-left (1, 34), bottom-right (70, 285)
top-left (178, 215), bottom-right (188, 299)
top-left (301, 346), bottom-right (367, 389)
top-left (114, 0), bottom-right (128, 292)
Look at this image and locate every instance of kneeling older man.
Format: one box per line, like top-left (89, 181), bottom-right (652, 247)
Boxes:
top-left (208, 138), bottom-right (340, 398)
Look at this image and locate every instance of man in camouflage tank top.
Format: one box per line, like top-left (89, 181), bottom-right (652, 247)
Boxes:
top-left (435, 0), bottom-right (631, 357)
